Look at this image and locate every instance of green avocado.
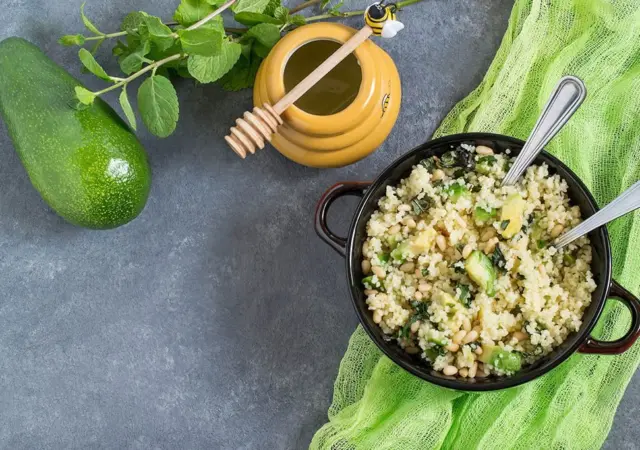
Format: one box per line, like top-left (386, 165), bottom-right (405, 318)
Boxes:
top-left (0, 37), bottom-right (151, 229)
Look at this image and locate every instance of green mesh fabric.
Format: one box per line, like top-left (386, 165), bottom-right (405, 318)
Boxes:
top-left (310, 0), bottom-right (640, 448)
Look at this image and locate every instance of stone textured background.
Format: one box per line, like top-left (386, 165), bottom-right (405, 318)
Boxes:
top-left (0, 0), bottom-right (637, 448)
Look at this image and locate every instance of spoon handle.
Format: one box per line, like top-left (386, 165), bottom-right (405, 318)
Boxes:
top-left (502, 76), bottom-right (587, 186)
top-left (554, 181), bottom-right (640, 249)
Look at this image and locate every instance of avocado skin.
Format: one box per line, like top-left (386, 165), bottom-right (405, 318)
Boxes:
top-left (0, 37), bottom-right (151, 229)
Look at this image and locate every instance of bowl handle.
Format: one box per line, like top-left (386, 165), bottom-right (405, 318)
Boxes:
top-left (579, 279), bottom-right (640, 355)
top-left (315, 182), bottom-right (371, 257)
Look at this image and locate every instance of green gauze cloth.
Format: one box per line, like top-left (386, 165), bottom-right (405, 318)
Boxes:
top-left (310, 0), bottom-right (640, 449)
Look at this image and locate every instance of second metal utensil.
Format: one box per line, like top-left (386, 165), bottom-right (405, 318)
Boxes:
top-left (554, 181), bottom-right (640, 249)
top-left (502, 76), bottom-right (587, 186)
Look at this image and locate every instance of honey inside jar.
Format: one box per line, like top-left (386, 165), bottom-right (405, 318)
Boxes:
top-left (283, 40), bottom-right (363, 116)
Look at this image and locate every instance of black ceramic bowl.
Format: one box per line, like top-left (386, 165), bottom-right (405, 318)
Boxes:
top-left (315, 133), bottom-right (640, 391)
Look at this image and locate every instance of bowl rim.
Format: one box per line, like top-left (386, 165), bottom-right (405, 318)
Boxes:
top-left (344, 132), bottom-right (612, 391)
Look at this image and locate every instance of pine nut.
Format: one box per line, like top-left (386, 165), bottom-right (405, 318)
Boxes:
top-left (474, 346), bottom-right (483, 355)
top-left (455, 215), bottom-right (467, 228)
top-left (480, 228), bottom-right (496, 242)
top-left (476, 145), bottom-right (494, 155)
top-left (443, 365), bottom-right (458, 376)
top-left (405, 346), bottom-right (420, 354)
top-left (512, 331), bottom-right (529, 342)
top-left (462, 330), bottom-right (479, 344)
top-left (411, 321), bottom-right (421, 333)
top-left (407, 218), bottom-right (417, 228)
top-left (389, 224), bottom-right (401, 234)
top-left (418, 283), bottom-right (430, 292)
top-left (364, 289), bottom-right (377, 296)
top-left (432, 169), bottom-right (445, 181)
top-left (362, 241), bottom-right (369, 254)
top-left (462, 317), bottom-right (472, 332)
top-left (468, 362), bottom-right (477, 378)
top-left (475, 369), bottom-right (487, 378)
top-left (484, 238), bottom-right (499, 255)
top-left (436, 235), bottom-right (447, 251)
top-left (372, 266), bottom-right (386, 279)
top-left (414, 291), bottom-right (423, 300)
top-left (459, 367), bottom-right (469, 378)
top-left (445, 343), bottom-right (459, 352)
top-left (400, 262), bottom-right (415, 273)
top-left (453, 330), bottom-right (467, 345)
top-left (373, 310), bottom-right (382, 323)
top-left (362, 259), bottom-right (371, 274)
top-left (472, 326), bottom-right (482, 334)
top-left (462, 244), bottom-right (474, 259)
top-left (550, 224), bottom-right (564, 238)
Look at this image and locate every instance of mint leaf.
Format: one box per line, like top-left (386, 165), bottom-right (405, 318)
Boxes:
top-left (289, 14), bottom-right (306, 26)
top-left (178, 27), bottom-right (223, 56)
top-left (218, 57), bottom-right (261, 91)
top-left (112, 40), bottom-right (128, 56)
top-left (234, 12), bottom-right (281, 26)
top-left (80, 2), bottom-right (104, 36)
top-left (75, 86), bottom-right (96, 105)
top-left (263, 0), bottom-right (281, 15)
top-left (244, 23), bottom-right (281, 48)
top-left (232, 0), bottom-right (271, 14)
top-left (121, 11), bottom-right (148, 33)
top-left (187, 40), bottom-right (241, 83)
top-left (137, 75), bottom-right (179, 138)
top-left (320, 0), bottom-right (331, 8)
top-left (273, 6), bottom-right (289, 22)
top-left (119, 40), bottom-right (151, 75)
top-left (59, 34), bottom-right (85, 46)
top-left (144, 16), bottom-right (176, 51)
top-left (251, 42), bottom-right (271, 58)
top-left (174, 0), bottom-right (216, 26)
top-left (78, 48), bottom-right (112, 81)
top-left (119, 86), bottom-right (137, 131)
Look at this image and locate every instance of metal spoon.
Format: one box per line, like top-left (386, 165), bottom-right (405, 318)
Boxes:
top-left (554, 181), bottom-right (640, 249)
top-left (502, 76), bottom-right (587, 186)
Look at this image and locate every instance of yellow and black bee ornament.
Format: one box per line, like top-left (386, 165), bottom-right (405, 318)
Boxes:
top-left (365, 2), bottom-right (405, 38)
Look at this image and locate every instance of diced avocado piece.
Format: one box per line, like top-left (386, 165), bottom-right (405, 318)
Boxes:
top-left (476, 155), bottom-right (497, 174)
top-left (410, 227), bottom-right (436, 254)
top-left (434, 290), bottom-right (458, 310)
top-left (465, 250), bottom-right (496, 296)
top-left (427, 336), bottom-right (449, 346)
top-left (500, 193), bottom-right (526, 238)
top-left (474, 206), bottom-right (497, 222)
top-left (391, 241), bottom-right (410, 262)
top-left (479, 346), bottom-right (522, 373)
top-left (377, 253), bottom-right (390, 264)
top-left (445, 182), bottom-right (470, 202)
top-left (563, 252), bottom-right (576, 265)
top-left (362, 276), bottom-right (383, 290)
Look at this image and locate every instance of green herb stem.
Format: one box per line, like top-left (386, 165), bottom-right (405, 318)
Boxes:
top-left (85, 31), bottom-right (127, 41)
top-left (306, 0), bottom-right (424, 22)
top-left (93, 53), bottom-right (184, 97)
top-left (290, 0), bottom-right (323, 14)
top-left (186, 0), bottom-right (236, 31)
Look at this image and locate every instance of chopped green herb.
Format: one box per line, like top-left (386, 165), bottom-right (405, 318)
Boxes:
top-left (537, 239), bottom-right (547, 249)
top-left (362, 276), bottom-right (382, 289)
top-left (419, 157), bottom-right (436, 172)
top-left (439, 151), bottom-right (459, 168)
top-left (456, 283), bottom-right (472, 307)
top-left (500, 220), bottom-right (510, 230)
top-left (452, 261), bottom-right (465, 273)
top-left (439, 149), bottom-right (475, 170)
top-left (421, 268), bottom-right (429, 277)
top-left (491, 245), bottom-right (507, 273)
top-left (452, 168), bottom-right (466, 179)
top-left (476, 155), bottom-right (497, 174)
top-left (411, 197), bottom-right (430, 215)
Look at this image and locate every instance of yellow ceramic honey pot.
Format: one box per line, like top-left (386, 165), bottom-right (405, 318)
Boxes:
top-left (225, 3), bottom-right (403, 168)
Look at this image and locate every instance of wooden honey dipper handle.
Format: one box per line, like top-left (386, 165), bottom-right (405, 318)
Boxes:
top-left (225, 26), bottom-right (374, 159)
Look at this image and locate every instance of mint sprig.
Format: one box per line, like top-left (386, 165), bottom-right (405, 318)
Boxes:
top-left (60, 0), bottom-right (422, 138)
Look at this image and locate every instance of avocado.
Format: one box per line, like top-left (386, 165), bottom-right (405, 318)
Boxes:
top-left (479, 345), bottom-right (522, 373)
top-left (500, 193), bottom-right (526, 238)
top-left (465, 250), bottom-right (496, 296)
top-left (410, 227), bottom-right (437, 254)
top-left (0, 38), bottom-right (151, 229)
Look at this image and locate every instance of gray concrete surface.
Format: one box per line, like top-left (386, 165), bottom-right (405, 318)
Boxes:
top-left (0, 0), bottom-right (637, 448)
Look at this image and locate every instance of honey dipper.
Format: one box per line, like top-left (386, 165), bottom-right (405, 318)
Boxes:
top-left (225, 1), bottom-right (404, 159)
